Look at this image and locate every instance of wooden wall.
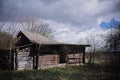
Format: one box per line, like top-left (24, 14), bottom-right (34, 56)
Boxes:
top-left (17, 50), bottom-right (33, 70)
top-left (67, 53), bottom-right (83, 65)
top-left (38, 54), bottom-right (59, 68)
top-left (18, 50), bottom-right (60, 70)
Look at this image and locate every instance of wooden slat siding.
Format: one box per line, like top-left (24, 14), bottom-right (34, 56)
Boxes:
top-left (38, 54), bottom-right (59, 67)
top-left (18, 50), bottom-right (33, 70)
top-left (67, 53), bottom-right (83, 65)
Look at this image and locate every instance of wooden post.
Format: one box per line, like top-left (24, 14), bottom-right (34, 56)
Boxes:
top-left (35, 45), bottom-right (40, 70)
top-left (15, 50), bottom-right (18, 70)
top-left (32, 44), bottom-right (37, 69)
top-left (11, 49), bottom-right (15, 70)
top-left (82, 47), bottom-right (85, 64)
top-left (33, 55), bottom-right (36, 69)
top-left (78, 53), bottom-right (81, 65)
top-left (36, 54), bottom-right (39, 70)
top-left (66, 54), bottom-right (68, 66)
top-left (8, 49), bottom-right (11, 71)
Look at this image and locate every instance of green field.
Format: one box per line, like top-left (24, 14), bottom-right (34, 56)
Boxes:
top-left (0, 63), bottom-right (111, 80)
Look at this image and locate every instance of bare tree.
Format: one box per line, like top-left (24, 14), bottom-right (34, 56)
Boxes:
top-left (19, 17), bottom-right (52, 37)
top-left (106, 25), bottom-right (120, 52)
top-left (78, 32), bottom-right (100, 64)
top-left (0, 21), bottom-right (18, 49)
top-left (0, 20), bottom-right (18, 70)
top-left (85, 33), bottom-right (96, 64)
top-left (105, 24), bottom-right (120, 80)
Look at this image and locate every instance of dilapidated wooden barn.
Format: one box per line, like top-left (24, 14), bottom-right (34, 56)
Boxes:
top-left (0, 31), bottom-right (90, 70)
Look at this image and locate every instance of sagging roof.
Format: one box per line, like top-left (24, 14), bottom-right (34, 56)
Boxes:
top-left (20, 31), bottom-right (62, 45)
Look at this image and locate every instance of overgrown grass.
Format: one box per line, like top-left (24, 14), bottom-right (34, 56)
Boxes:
top-left (0, 64), bottom-right (110, 80)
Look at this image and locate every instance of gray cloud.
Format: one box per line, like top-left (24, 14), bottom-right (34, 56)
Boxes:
top-left (0, 0), bottom-right (120, 28)
top-left (39, 0), bottom-right (59, 4)
top-left (0, 0), bottom-right (120, 46)
top-left (0, 0), bottom-right (4, 17)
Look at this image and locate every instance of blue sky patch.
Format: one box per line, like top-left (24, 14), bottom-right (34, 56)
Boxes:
top-left (100, 18), bottom-right (120, 29)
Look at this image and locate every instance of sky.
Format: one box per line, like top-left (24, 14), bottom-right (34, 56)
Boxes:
top-left (100, 18), bottom-right (120, 29)
top-left (0, 0), bottom-right (120, 49)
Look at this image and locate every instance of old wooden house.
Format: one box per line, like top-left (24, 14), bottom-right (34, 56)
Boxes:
top-left (0, 31), bottom-right (90, 70)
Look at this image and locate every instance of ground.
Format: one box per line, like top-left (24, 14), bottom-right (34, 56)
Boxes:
top-left (0, 63), bottom-right (112, 80)
top-left (1, 53), bottom-right (120, 80)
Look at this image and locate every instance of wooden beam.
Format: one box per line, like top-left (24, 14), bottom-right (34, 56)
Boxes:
top-left (35, 44), bottom-right (40, 70)
top-left (33, 56), bottom-right (36, 69)
top-left (36, 55), bottom-right (39, 70)
top-left (15, 50), bottom-right (18, 70)
top-left (11, 50), bottom-right (15, 70)
top-left (82, 47), bottom-right (85, 64)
